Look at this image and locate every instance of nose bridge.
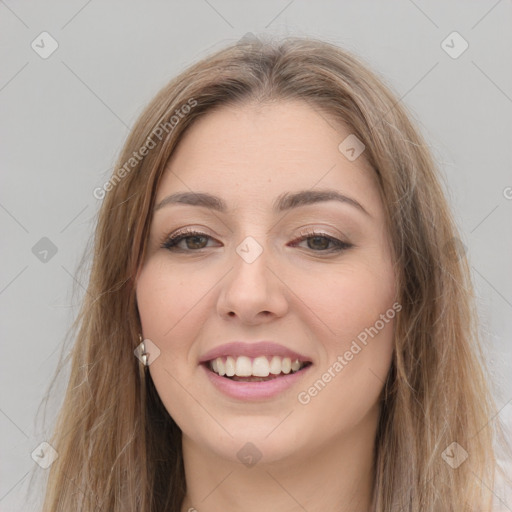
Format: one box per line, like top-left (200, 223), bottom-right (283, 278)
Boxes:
top-left (235, 235), bottom-right (266, 266)
top-left (230, 234), bottom-right (272, 292)
top-left (217, 233), bottom-right (288, 321)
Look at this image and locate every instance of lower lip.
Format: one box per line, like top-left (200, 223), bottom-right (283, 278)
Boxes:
top-left (201, 364), bottom-right (312, 400)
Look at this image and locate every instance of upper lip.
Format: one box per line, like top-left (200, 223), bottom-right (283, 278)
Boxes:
top-left (198, 341), bottom-right (312, 364)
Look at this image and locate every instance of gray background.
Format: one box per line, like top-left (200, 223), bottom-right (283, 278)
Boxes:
top-left (1, 1), bottom-right (511, 510)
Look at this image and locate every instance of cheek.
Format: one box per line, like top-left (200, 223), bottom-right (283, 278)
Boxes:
top-left (136, 259), bottom-right (211, 341)
top-left (135, 260), bottom-right (214, 423)
top-left (296, 306), bottom-right (395, 437)
top-left (290, 256), bottom-right (396, 342)
top-left (291, 258), bottom-right (396, 426)
top-left (136, 261), bottom-right (211, 429)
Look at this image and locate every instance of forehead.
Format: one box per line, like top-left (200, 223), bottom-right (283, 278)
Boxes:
top-left (156, 100), bottom-right (381, 217)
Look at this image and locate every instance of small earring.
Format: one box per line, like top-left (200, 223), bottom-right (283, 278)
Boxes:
top-left (139, 333), bottom-right (148, 366)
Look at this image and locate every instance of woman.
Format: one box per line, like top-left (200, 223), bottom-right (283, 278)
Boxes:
top-left (37, 36), bottom-right (510, 511)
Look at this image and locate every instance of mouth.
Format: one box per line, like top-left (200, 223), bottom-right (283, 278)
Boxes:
top-left (203, 355), bottom-right (313, 383)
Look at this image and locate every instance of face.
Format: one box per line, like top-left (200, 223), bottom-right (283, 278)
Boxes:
top-left (136, 100), bottom-right (397, 465)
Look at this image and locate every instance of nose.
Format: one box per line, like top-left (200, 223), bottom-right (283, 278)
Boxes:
top-left (216, 241), bottom-right (289, 325)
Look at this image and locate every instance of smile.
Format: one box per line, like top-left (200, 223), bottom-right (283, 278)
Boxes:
top-left (207, 355), bottom-right (311, 381)
top-left (201, 355), bottom-right (313, 400)
top-left (199, 341), bottom-right (313, 399)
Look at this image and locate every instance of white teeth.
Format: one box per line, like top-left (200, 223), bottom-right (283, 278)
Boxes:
top-left (209, 355), bottom-right (306, 378)
top-left (225, 356), bottom-right (236, 377)
top-left (291, 359), bottom-right (301, 372)
top-left (269, 356), bottom-right (281, 375)
top-left (252, 356), bottom-right (270, 377)
top-left (235, 356), bottom-right (252, 376)
top-left (216, 358), bottom-right (225, 376)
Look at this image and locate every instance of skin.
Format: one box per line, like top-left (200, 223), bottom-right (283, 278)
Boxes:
top-left (135, 100), bottom-right (397, 512)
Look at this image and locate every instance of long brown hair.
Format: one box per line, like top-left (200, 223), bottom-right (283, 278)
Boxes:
top-left (34, 35), bottom-right (510, 511)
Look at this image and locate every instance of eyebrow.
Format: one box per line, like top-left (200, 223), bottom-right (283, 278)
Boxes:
top-left (153, 188), bottom-right (370, 216)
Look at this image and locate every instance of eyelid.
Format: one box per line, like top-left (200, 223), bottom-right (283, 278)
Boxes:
top-left (293, 225), bottom-right (349, 240)
top-left (160, 226), bottom-right (353, 254)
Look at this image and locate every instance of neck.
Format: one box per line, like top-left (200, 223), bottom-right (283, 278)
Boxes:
top-left (180, 406), bottom-right (378, 512)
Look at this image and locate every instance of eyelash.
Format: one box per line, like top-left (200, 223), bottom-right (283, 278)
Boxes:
top-left (160, 228), bottom-right (353, 254)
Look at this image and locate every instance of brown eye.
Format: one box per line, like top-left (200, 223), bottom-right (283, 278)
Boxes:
top-left (162, 230), bottom-right (216, 251)
top-left (306, 235), bottom-right (331, 251)
top-left (181, 235), bottom-right (209, 250)
top-left (290, 230), bottom-right (353, 253)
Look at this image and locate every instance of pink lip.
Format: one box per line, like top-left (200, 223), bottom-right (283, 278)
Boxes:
top-left (198, 341), bottom-right (311, 364)
top-left (201, 363), bottom-right (312, 400)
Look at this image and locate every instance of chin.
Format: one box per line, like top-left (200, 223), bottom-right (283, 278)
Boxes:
top-left (194, 418), bottom-right (307, 466)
